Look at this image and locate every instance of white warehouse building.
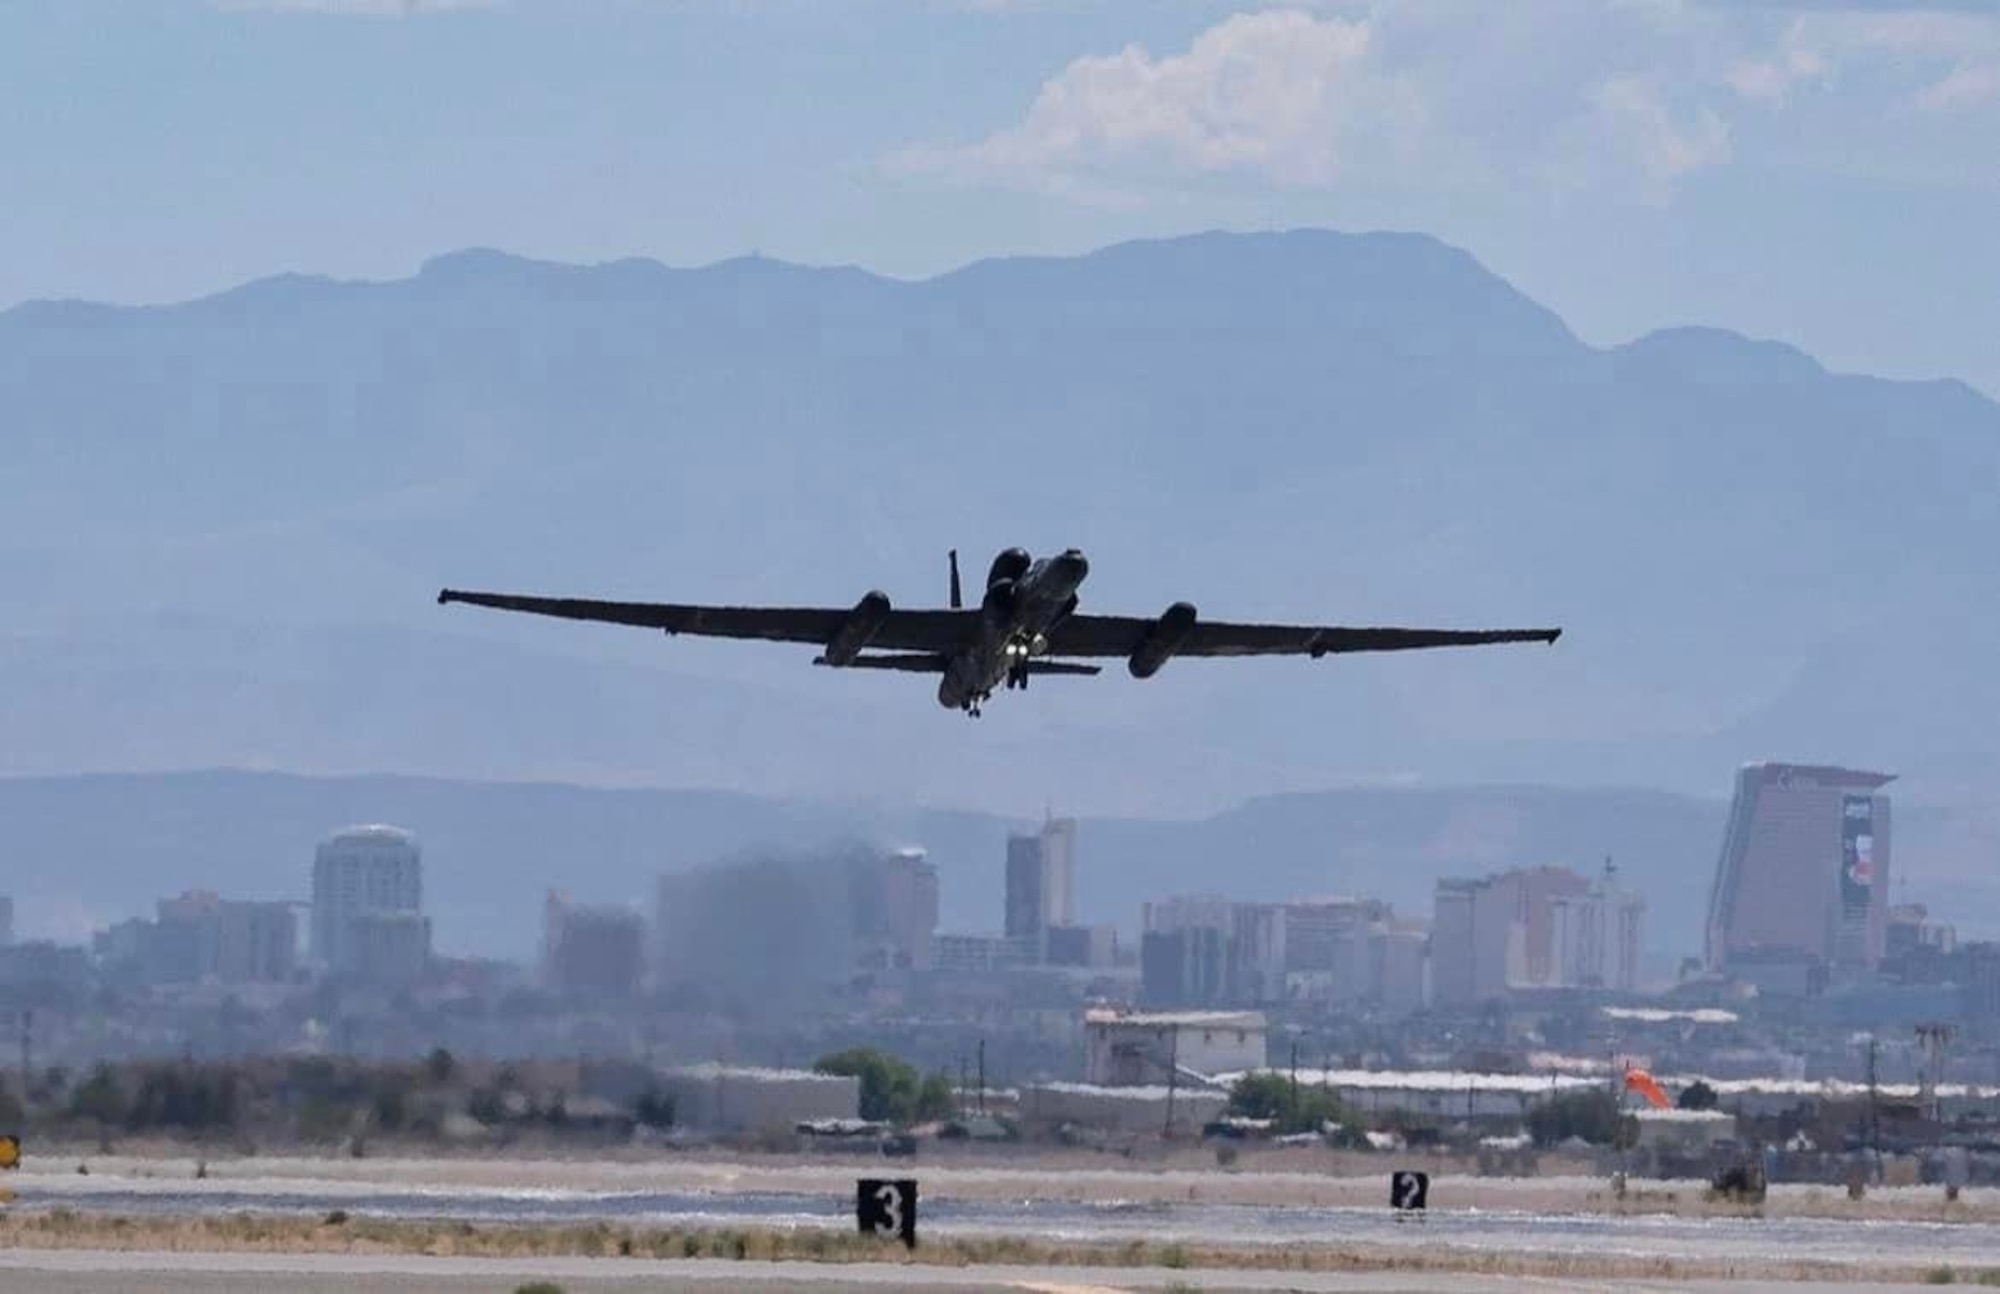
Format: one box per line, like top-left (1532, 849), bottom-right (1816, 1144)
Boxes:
top-left (1084, 1008), bottom-right (1267, 1086)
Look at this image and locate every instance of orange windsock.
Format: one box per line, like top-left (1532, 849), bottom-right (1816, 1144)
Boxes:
top-left (1623, 1068), bottom-right (1670, 1110)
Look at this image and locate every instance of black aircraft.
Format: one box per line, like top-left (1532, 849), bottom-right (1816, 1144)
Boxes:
top-left (438, 547), bottom-right (1561, 717)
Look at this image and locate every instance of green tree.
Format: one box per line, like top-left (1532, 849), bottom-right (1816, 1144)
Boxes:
top-left (371, 1080), bottom-right (411, 1132)
top-left (68, 1064), bottom-right (127, 1127)
top-left (1227, 1073), bottom-right (1348, 1135)
top-left (813, 1048), bottom-right (927, 1124)
top-left (126, 1066), bottom-right (241, 1134)
top-left (914, 1072), bottom-right (956, 1123)
top-left (1527, 1089), bottom-right (1636, 1148)
top-left (1677, 1080), bottom-right (1719, 1111)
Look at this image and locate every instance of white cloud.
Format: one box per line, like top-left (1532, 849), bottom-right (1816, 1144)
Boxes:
top-left (890, 10), bottom-right (1425, 196)
top-left (1592, 76), bottom-right (1735, 192)
top-left (1916, 61), bottom-right (2000, 111)
top-left (212, 0), bottom-right (495, 14)
top-left (1728, 43), bottom-right (1830, 102)
top-left (894, 2), bottom-right (1993, 204)
top-left (1736, 9), bottom-right (2000, 111)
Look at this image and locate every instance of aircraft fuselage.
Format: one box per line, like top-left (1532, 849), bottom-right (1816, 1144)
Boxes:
top-left (939, 547), bottom-right (1089, 713)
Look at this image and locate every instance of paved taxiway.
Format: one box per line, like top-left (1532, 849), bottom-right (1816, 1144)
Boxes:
top-left (0, 1251), bottom-right (1958, 1293)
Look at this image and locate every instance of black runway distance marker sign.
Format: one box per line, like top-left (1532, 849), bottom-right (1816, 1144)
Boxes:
top-left (1391, 1169), bottom-right (1429, 1211)
top-left (857, 1177), bottom-right (918, 1248)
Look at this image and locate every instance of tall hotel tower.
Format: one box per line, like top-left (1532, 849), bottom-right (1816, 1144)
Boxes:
top-left (1705, 762), bottom-right (1893, 990)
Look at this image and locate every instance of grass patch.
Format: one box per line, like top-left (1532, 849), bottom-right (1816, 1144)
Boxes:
top-left (1927, 1268), bottom-right (1959, 1285)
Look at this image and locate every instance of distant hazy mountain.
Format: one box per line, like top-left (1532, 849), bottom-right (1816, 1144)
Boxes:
top-left (3, 771), bottom-right (1993, 965)
top-left (5, 229), bottom-right (1999, 841)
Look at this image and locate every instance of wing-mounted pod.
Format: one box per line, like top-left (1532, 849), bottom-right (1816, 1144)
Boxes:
top-left (822, 591), bottom-right (893, 666)
top-left (987, 548), bottom-right (1032, 589)
top-left (1128, 602), bottom-right (1198, 678)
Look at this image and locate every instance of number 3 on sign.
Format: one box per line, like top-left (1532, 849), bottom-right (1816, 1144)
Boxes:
top-left (873, 1181), bottom-right (902, 1238)
top-left (856, 1177), bottom-right (918, 1249)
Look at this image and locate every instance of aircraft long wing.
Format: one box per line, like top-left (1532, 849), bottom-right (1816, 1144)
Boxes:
top-left (437, 589), bottom-right (974, 651)
top-left (1046, 615), bottom-right (1561, 659)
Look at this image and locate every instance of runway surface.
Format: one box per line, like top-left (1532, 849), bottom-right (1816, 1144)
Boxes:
top-left (12, 1173), bottom-right (2000, 1272)
top-left (0, 1250), bottom-right (1962, 1293)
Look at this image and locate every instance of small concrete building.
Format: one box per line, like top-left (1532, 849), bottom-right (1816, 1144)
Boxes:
top-left (1084, 1008), bottom-right (1267, 1086)
top-left (1021, 1081), bottom-right (1230, 1135)
top-left (658, 1064), bottom-right (860, 1134)
top-left (1633, 1107), bottom-right (1738, 1152)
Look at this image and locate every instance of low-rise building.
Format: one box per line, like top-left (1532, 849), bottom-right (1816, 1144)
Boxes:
top-left (1045, 923), bottom-right (1118, 969)
top-left (1019, 1081), bottom-right (1229, 1135)
top-left (932, 932), bottom-right (1040, 974)
top-left (1632, 1107), bottom-right (1738, 1152)
top-left (657, 1064), bottom-right (861, 1133)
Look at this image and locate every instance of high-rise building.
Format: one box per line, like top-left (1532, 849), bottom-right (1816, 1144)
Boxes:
top-left (1431, 878), bottom-right (1496, 1006)
top-left (149, 891), bottom-right (298, 984)
top-left (1228, 903), bottom-right (1287, 1003)
top-left (312, 824), bottom-right (428, 983)
top-left (1431, 865), bottom-right (1595, 1005)
top-left (542, 891), bottom-right (647, 998)
top-left (1549, 863), bottom-right (1646, 992)
top-left (1371, 921), bottom-right (1430, 1015)
top-left (1141, 895), bottom-right (1284, 1005)
top-left (342, 911), bottom-right (433, 988)
top-left (1039, 816), bottom-right (1076, 929)
top-left (1283, 897), bottom-right (1391, 966)
top-left (850, 847), bottom-right (939, 973)
top-left (0, 896), bottom-right (12, 946)
top-left (1704, 763), bottom-right (1894, 982)
top-left (1004, 815), bottom-right (1077, 945)
top-left (1141, 926), bottom-right (1229, 1007)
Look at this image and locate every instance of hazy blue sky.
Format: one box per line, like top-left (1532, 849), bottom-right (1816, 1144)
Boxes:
top-left (3, 1), bottom-right (1995, 393)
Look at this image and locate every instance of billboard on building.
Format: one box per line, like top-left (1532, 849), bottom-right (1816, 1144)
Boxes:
top-left (1841, 795), bottom-right (1875, 917)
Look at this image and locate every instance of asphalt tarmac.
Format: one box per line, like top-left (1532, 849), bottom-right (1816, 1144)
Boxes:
top-left (0, 1251), bottom-right (1959, 1294)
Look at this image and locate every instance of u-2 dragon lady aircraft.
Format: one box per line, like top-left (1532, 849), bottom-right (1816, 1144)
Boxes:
top-left (438, 547), bottom-right (1561, 717)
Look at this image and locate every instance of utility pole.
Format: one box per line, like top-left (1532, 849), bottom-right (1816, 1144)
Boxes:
top-left (1163, 1028), bottom-right (1179, 1138)
top-left (1865, 1036), bottom-right (1882, 1169)
top-left (18, 1009), bottom-right (31, 1108)
top-left (1916, 1023), bottom-right (1955, 1125)
top-left (976, 1039), bottom-right (987, 1115)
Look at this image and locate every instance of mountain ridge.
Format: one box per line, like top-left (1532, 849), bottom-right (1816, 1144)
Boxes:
top-left (3, 226), bottom-right (1997, 855)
